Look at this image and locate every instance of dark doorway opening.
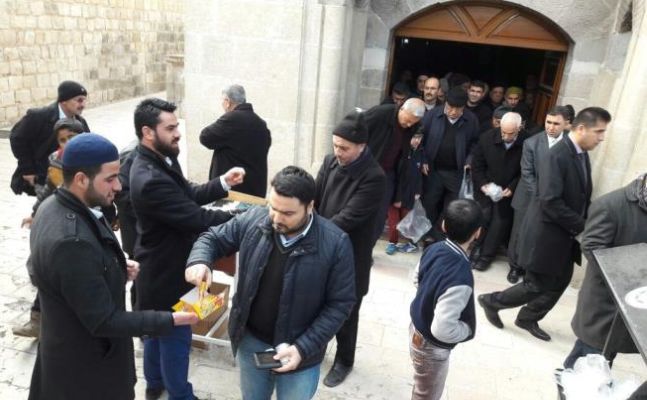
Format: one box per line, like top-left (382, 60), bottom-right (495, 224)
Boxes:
top-left (389, 36), bottom-right (556, 124)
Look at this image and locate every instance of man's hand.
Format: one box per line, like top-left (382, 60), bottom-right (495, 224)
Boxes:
top-left (22, 175), bottom-right (36, 186)
top-left (126, 259), bottom-right (140, 281)
top-left (185, 263), bottom-right (212, 296)
top-left (393, 201), bottom-right (402, 208)
top-left (502, 188), bottom-right (513, 198)
top-left (223, 167), bottom-right (245, 187)
top-left (422, 163), bottom-right (429, 176)
top-left (172, 311), bottom-right (199, 326)
top-left (21, 216), bottom-right (33, 229)
top-left (414, 194), bottom-right (421, 200)
top-left (272, 345), bottom-right (302, 373)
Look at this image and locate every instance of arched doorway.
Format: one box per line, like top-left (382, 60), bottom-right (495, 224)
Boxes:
top-left (388, 1), bottom-right (571, 126)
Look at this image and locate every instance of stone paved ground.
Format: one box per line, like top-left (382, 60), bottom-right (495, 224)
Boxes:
top-left (0, 94), bottom-right (644, 399)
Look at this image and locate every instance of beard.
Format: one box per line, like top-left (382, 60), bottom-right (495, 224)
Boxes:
top-left (84, 181), bottom-right (113, 208)
top-left (153, 131), bottom-right (180, 157)
top-left (273, 213), bottom-right (310, 236)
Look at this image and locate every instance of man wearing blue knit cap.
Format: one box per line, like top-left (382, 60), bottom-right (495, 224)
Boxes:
top-left (28, 133), bottom-right (199, 400)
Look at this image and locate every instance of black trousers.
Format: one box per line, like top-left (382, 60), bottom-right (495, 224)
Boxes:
top-left (372, 170), bottom-right (396, 243)
top-left (334, 298), bottom-right (363, 367)
top-left (494, 262), bottom-right (574, 323)
top-left (422, 169), bottom-right (461, 239)
top-left (474, 200), bottom-right (513, 262)
top-left (507, 206), bottom-right (528, 269)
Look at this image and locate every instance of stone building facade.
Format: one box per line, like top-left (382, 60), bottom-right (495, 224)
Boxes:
top-left (184, 0), bottom-right (646, 199)
top-left (0, 0), bottom-right (183, 127)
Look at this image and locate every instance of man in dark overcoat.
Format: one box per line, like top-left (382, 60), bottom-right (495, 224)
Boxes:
top-left (507, 106), bottom-right (570, 283)
top-left (478, 107), bottom-right (612, 342)
top-left (28, 134), bottom-right (198, 400)
top-left (363, 97), bottom-right (425, 242)
top-left (470, 112), bottom-right (528, 272)
top-left (10, 80), bottom-right (90, 196)
top-left (200, 84), bottom-right (272, 197)
top-left (421, 86), bottom-right (480, 239)
top-left (563, 173), bottom-right (647, 367)
top-left (129, 98), bottom-right (244, 400)
top-left (314, 111), bottom-right (386, 387)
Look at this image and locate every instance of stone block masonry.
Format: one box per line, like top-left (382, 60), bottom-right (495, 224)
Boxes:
top-left (0, 0), bottom-right (184, 127)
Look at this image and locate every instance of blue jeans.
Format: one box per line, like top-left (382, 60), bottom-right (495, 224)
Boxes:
top-left (144, 325), bottom-right (194, 400)
top-left (237, 333), bottom-right (320, 400)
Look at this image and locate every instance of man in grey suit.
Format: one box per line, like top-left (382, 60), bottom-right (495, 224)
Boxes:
top-left (507, 106), bottom-right (570, 283)
top-left (478, 107), bottom-right (611, 342)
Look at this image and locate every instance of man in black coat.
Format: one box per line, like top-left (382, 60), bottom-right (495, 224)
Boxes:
top-left (465, 80), bottom-right (493, 125)
top-left (507, 106), bottom-right (569, 283)
top-left (364, 97), bottom-right (425, 242)
top-left (470, 112), bottom-right (527, 272)
top-left (563, 174), bottom-right (647, 367)
top-left (421, 86), bottom-right (480, 239)
top-left (478, 107), bottom-right (612, 342)
top-left (10, 80), bottom-right (90, 196)
top-left (129, 98), bottom-right (244, 400)
top-left (200, 84), bottom-right (272, 197)
top-left (28, 134), bottom-right (197, 400)
top-left (314, 111), bottom-right (386, 387)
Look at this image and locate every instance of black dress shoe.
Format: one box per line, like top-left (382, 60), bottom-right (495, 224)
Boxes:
top-left (471, 259), bottom-right (492, 271)
top-left (515, 319), bottom-right (551, 341)
top-left (507, 267), bottom-right (522, 284)
top-left (145, 387), bottom-right (164, 400)
top-left (323, 363), bottom-right (353, 387)
top-left (478, 294), bottom-right (504, 329)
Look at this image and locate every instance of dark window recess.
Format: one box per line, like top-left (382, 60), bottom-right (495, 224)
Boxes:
top-left (619, 2), bottom-right (633, 33)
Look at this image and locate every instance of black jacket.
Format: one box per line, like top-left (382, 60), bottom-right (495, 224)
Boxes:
top-left (129, 145), bottom-right (232, 311)
top-left (395, 146), bottom-right (424, 209)
top-left (114, 144), bottom-right (138, 257)
top-left (10, 103), bottom-right (90, 195)
top-left (200, 103), bottom-right (272, 197)
top-left (422, 106), bottom-right (480, 169)
top-left (471, 128), bottom-right (528, 210)
top-left (28, 189), bottom-right (173, 400)
top-left (516, 135), bottom-right (592, 276)
top-left (364, 103), bottom-right (399, 163)
top-left (571, 184), bottom-right (647, 352)
top-left (186, 207), bottom-right (356, 370)
top-left (315, 151), bottom-right (386, 296)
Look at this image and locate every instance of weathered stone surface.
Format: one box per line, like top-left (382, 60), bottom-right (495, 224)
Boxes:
top-left (0, 0), bottom-right (183, 128)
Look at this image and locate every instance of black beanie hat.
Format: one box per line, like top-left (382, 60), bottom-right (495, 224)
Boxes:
top-left (58, 81), bottom-right (87, 102)
top-left (333, 110), bottom-right (368, 144)
top-left (446, 86), bottom-right (468, 107)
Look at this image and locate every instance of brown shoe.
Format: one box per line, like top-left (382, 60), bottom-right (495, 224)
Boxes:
top-left (12, 311), bottom-right (40, 339)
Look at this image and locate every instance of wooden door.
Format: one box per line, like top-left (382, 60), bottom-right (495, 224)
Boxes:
top-left (532, 52), bottom-right (566, 126)
top-left (395, 1), bottom-right (569, 51)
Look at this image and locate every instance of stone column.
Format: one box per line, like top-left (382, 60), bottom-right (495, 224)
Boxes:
top-left (592, 0), bottom-right (647, 194)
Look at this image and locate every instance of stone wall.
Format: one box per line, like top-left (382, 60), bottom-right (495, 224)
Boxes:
top-left (0, 0), bottom-right (184, 127)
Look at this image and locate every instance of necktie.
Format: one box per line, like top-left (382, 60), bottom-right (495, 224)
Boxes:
top-left (577, 153), bottom-right (588, 188)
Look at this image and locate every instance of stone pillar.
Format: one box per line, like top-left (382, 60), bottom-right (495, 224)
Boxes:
top-left (592, 0), bottom-right (647, 194)
top-left (165, 54), bottom-right (184, 118)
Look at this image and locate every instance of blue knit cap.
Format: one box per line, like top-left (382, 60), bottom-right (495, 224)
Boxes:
top-left (62, 133), bottom-right (119, 168)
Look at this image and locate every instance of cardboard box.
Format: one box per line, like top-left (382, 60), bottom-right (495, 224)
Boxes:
top-left (191, 281), bottom-right (229, 349)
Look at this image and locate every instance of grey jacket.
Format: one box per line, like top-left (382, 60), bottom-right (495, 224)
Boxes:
top-left (511, 131), bottom-right (551, 210)
top-left (571, 184), bottom-right (647, 351)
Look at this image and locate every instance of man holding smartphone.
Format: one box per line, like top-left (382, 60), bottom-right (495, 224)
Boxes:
top-left (185, 166), bottom-right (356, 400)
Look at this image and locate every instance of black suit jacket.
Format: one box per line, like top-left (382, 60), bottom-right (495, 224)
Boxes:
top-left (200, 103), bottom-right (271, 197)
top-left (422, 106), bottom-right (480, 169)
top-left (10, 102), bottom-right (90, 195)
top-left (517, 135), bottom-right (592, 276)
top-left (129, 145), bottom-right (232, 311)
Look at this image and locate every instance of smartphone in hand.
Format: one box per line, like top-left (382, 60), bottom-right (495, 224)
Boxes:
top-left (253, 350), bottom-right (282, 369)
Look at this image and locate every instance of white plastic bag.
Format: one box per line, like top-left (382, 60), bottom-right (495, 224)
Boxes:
top-left (559, 354), bottom-right (640, 400)
top-left (484, 182), bottom-right (504, 202)
top-left (458, 168), bottom-right (474, 200)
top-left (397, 199), bottom-right (432, 243)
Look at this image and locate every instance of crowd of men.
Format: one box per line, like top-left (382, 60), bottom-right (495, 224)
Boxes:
top-left (7, 76), bottom-right (646, 400)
